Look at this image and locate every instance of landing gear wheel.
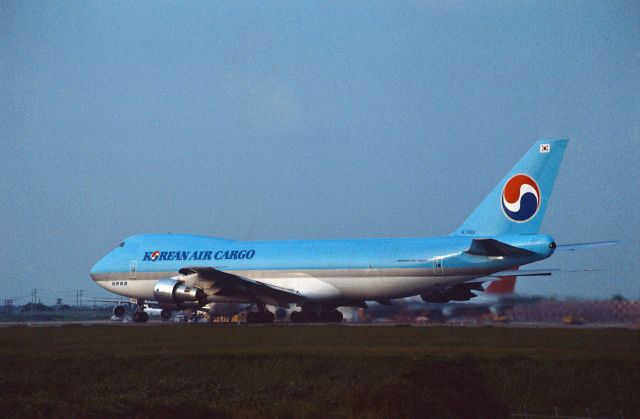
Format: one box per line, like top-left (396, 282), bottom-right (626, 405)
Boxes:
top-left (187, 308), bottom-right (197, 322)
top-left (319, 311), bottom-right (332, 322)
top-left (247, 310), bottom-right (275, 323)
top-left (132, 311), bottom-right (149, 323)
top-left (247, 312), bottom-right (259, 323)
top-left (132, 299), bottom-right (148, 323)
top-left (318, 310), bottom-right (342, 323)
top-left (303, 311), bottom-right (318, 322)
top-left (259, 311), bottom-right (275, 323)
top-left (160, 309), bottom-right (172, 321)
top-left (330, 310), bottom-right (343, 323)
top-left (290, 311), bottom-right (302, 323)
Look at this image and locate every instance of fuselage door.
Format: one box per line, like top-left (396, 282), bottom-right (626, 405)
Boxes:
top-left (129, 260), bottom-right (137, 279)
top-left (432, 258), bottom-right (444, 276)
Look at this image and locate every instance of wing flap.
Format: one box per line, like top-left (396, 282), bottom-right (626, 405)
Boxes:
top-left (179, 267), bottom-right (305, 306)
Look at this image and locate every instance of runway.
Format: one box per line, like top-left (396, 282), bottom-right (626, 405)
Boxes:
top-left (0, 320), bottom-right (637, 329)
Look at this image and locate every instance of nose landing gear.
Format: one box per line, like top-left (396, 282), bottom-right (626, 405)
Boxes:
top-left (132, 299), bottom-right (149, 323)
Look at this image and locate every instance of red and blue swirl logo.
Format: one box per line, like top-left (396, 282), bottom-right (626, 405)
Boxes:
top-left (501, 174), bottom-right (540, 222)
top-left (150, 250), bottom-right (160, 261)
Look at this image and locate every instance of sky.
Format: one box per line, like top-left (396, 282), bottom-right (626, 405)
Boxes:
top-left (1, 1), bottom-right (639, 305)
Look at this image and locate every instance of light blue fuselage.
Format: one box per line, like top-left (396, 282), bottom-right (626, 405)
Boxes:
top-left (90, 233), bottom-right (554, 305)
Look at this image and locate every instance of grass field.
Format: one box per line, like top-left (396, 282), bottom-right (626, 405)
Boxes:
top-left (0, 324), bottom-right (638, 418)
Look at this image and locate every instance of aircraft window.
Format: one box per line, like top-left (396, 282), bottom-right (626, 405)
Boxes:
top-left (124, 281), bottom-right (127, 285)
top-left (119, 242), bottom-right (125, 247)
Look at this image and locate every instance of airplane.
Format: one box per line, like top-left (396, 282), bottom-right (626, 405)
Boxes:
top-left (90, 139), bottom-right (613, 323)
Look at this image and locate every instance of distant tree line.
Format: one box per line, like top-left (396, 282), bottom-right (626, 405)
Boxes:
top-left (19, 302), bottom-right (71, 312)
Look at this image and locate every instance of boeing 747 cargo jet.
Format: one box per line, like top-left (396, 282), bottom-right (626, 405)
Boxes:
top-left (90, 139), bottom-right (610, 322)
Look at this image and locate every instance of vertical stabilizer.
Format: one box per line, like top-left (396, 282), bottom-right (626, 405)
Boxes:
top-left (452, 139), bottom-right (568, 236)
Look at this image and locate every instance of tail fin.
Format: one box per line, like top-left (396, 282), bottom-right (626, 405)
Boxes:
top-left (452, 139), bottom-right (568, 236)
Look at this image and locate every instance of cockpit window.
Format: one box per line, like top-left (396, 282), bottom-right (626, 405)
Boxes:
top-left (119, 241), bottom-right (125, 247)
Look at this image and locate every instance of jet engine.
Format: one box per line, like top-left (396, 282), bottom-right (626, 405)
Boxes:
top-left (153, 279), bottom-right (207, 308)
top-left (112, 305), bottom-right (126, 317)
top-left (421, 283), bottom-right (484, 303)
top-left (420, 290), bottom-right (450, 303)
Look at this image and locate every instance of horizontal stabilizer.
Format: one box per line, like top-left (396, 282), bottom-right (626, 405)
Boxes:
top-left (563, 268), bottom-right (603, 273)
top-left (491, 269), bottom-right (553, 277)
top-left (466, 238), bottom-right (535, 257)
top-left (556, 241), bottom-right (617, 251)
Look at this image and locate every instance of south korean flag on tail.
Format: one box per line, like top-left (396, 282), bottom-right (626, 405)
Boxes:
top-left (539, 143), bottom-right (551, 153)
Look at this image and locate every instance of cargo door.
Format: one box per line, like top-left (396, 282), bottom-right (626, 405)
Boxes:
top-left (432, 258), bottom-right (444, 276)
top-left (129, 260), bottom-right (137, 279)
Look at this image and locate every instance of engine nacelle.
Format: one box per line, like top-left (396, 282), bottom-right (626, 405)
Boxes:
top-left (421, 283), bottom-right (481, 303)
top-left (153, 278), bottom-right (207, 307)
top-left (112, 305), bottom-right (126, 317)
top-left (446, 286), bottom-right (476, 301)
top-left (421, 291), bottom-right (450, 304)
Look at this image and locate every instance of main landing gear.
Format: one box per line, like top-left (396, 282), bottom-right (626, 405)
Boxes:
top-left (132, 310), bottom-right (149, 323)
top-left (132, 299), bottom-right (149, 323)
top-left (290, 309), bottom-right (343, 323)
top-left (246, 304), bottom-right (275, 323)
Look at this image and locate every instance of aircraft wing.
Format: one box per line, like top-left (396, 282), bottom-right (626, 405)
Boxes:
top-left (88, 299), bottom-right (135, 305)
top-left (178, 267), bottom-right (305, 307)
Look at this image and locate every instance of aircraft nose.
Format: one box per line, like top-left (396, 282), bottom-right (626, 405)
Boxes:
top-left (90, 264), bottom-right (98, 281)
top-left (90, 252), bottom-right (112, 281)
top-left (90, 261), bottom-right (101, 281)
